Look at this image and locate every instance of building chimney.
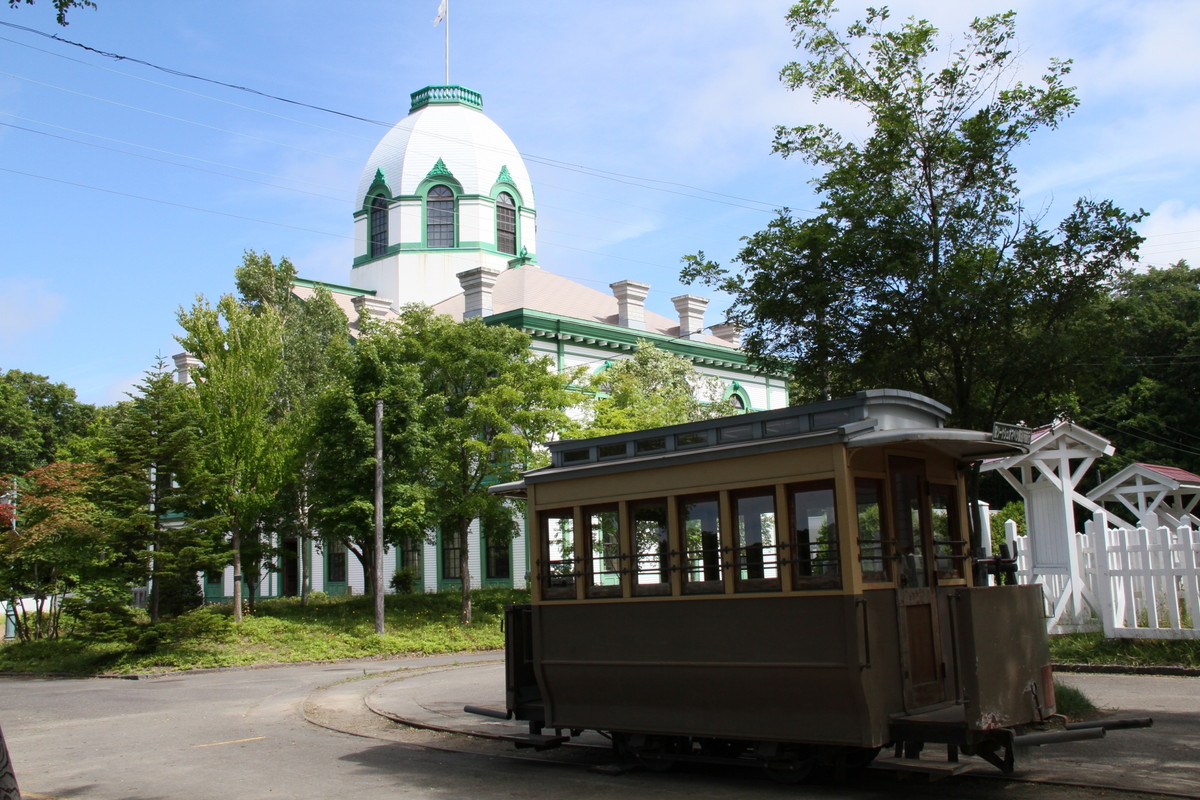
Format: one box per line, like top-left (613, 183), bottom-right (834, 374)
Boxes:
top-left (610, 280), bottom-right (650, 330)
top-left (671, 294), bottom-right (709, 341)
top-left (457, 266), bottom-right (502, 319)
top-left (709, 322), bottom-right (741, 347)
top-left (351, 294), bottom-right (394, 321)
top-left (172, 352), bottom-right (201, 386)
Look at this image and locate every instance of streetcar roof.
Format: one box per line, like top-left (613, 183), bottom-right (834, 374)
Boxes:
top-left (490, 389), bottom-right (1027, 497)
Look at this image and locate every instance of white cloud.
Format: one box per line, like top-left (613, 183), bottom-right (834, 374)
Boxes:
top-left (0, 281), bottom-right (65, 345)
top-left (1137, 200), bottom-right (1200, 270)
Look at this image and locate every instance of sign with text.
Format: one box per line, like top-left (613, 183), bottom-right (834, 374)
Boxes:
top-left (991, 422), bottom-right (1032, 446)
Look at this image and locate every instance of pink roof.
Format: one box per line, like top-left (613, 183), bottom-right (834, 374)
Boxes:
top-left (1136, 463), bottom-right (1200, 486)
top-left (432, 265), bottom-right (735, 348)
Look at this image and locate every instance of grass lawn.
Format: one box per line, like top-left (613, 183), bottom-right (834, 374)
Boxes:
top-left (1049, 631), bottom-right (1200, 669)
top-left (0, 588), bottom-right (522, 675)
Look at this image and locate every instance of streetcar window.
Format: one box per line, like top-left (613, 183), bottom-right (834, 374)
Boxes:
top-left (631, 498), bottom-right (670, 596)
top-left (585, 505), bottom-right (622, 597)
top-left (930, 484), bottom-right (965, 580)
top-left (561, 448), bottom-right (591, 464)
top-left (856, 478), bottom-right (890, 583)
top-left (719, 424), bottom-right (754, 443)
top-left (676, 431), bottom-right (709, 448)
top-left (635, 436), bottom-right (667, 454)
top-left (598, 443), bottom-right (628, 460)
top-left (541, 510), bottom-right (576, 599)
top-left (733, 489), bottom-right (781, 592)
top-left (891, 458), bottom-right (929, 589)
top-left (790, 481), bottom-right (841, 589)
top-left (680, 494), bottom-right (722, 593)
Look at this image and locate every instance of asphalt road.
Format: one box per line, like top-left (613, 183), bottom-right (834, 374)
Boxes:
top-left (0, 655), bottom-right (1191, 800)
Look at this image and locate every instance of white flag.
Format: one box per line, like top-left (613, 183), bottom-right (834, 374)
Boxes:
top-left (433, 0), bottom-right (446, 26)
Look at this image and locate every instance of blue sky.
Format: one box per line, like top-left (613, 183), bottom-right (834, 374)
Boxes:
top-left (2, 0), bottom-right (1198, 406)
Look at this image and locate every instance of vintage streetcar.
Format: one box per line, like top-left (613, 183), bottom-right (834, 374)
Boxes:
top-left (486, 389), bottom-right (1135, 779)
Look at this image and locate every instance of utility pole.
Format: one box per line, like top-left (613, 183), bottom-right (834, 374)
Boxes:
top-left (373, 398), bottom-right (385, 635)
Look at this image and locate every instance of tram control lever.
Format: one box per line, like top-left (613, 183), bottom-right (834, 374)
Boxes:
top-left (973, 543), bottom-right (1018, 585)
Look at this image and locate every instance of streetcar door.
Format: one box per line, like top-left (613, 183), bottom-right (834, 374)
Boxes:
top-left (890, 456), bottom-right (945, 710)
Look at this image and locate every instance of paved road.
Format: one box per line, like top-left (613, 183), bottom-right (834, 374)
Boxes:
top-left (0, 655), bottom-right (1192, 800)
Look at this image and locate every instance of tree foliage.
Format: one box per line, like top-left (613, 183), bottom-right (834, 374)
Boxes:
top-left (682, 2), bottom-right (1144, 434)
top-left (176, 294), bottom-right (289, 621)
top-left (6, 0), bottom-right (95, 25)
top-left (100, 357), bottom-right (217, 622)
top-left (566, 342), bottom-right (740, 438)
top-left (1076, 261), bottom-right (1200, 474)
top-left (0, 369), bottom-right (95, 474)
top-left (387, 307), bottom-right (575, 624)
top-left (1, 461), bottom-right (111, 640)
top-left (234, 251), bottom-right (350, 604)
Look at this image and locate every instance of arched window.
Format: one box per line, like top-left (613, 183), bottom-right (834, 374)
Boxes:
top-left (369, 194), bottom-right (388, 258)
top-left (427, 185), bottom-right (455, 248)
top-left (496, 192), bottom-right (517, 255)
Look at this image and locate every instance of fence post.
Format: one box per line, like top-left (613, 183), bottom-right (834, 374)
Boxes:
top-left (1090, 510), bottom-right (1117, 638)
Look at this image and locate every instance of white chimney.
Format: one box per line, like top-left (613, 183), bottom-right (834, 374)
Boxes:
top-left (709, 322), bottom-right (741, 347)
top-left (457, 266), bottom-right (502, 319)
top-left (172, 352), bottom-right (201, 386)
top-left (351, 294), bottom-right (394, 321)
top-left (671, 294), bottom-right (709, 341)
top-left (610, 280), bottom-right (650, 330)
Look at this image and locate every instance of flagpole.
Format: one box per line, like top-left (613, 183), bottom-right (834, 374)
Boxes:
top-left (444, 0), bottom-right (450, 85)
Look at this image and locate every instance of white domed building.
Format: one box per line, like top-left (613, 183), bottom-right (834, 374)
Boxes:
top-left (217, 85), bottom-right (791, 601)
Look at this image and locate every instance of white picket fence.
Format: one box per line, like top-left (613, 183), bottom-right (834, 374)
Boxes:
top-left (1011, 510), bottom-right (1200, 639)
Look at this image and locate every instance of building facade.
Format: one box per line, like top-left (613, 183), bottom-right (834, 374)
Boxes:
top-left (196, 85), bottom-right (788, 601)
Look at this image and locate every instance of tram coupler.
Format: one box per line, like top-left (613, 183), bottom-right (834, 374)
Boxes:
top-left (1066, 717), bottom-right (1154, 732)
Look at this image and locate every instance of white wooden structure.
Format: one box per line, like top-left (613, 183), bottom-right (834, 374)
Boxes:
top-left (982, 421), bottom-right (1115, 631)
top-left (1087, 462), bottom-right (1200, 530)
top-left (1007, 512), bottom-right (1200, 639)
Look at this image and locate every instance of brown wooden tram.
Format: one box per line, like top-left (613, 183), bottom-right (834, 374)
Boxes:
top-left (491, 390), bottom-right (1073, 776)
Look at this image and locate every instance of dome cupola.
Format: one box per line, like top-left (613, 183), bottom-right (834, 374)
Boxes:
top-left (351, 86), bottom-right (537, 309)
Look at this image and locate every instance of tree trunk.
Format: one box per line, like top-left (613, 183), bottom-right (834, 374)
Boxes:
top-left (231, 520), bottom-right (243, 623)
top-left (459, 518), bottom-right (472, 624)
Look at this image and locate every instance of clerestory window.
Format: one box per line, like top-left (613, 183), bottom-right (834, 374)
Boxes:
top-left (427, 185), bottom-right (455, 248)
top-left (369, 194), bottom-right (388, 258)
top-left (496, 192), bottom-right (516, 255)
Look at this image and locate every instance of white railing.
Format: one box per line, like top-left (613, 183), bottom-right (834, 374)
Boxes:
top-left (1012, 510), bottom-right (1200, 639)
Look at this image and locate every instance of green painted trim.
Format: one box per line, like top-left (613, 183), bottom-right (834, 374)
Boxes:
top-left (481, 309), bottom-right (782, 376)
top-left (362, 170), bottom-right (392, 209)
top-left (293, 277), bottom-right (376, 296)
top-left (410, 85), bottom-right (482, 113)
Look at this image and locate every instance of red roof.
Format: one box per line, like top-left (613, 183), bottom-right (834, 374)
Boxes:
top-left (1137, 463), bottom-right (1200, 485)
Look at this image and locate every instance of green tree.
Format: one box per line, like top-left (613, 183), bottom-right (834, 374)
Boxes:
top-left (394, 307), bottom-right (575, 624)
top-left (6, 0), bottom-right (95, 25)
top-left (234, 251), bottom-right (350, 604)
top-left (567, 341), bottom-right (739, 437)
top-left (101, 357), bottom-right (217, 622)
top-left (0, 369), bottom-right (95, 473)
top-left (683, 3), bottom-right (1143, 433)
top-left (0, 461), bottom-right (111, 640)
top-left (308, 318), bottom-right (426, 600)
top-left (1076, 261), bottom-right (1200, 474)
top-left (176, 295), bottom-right (288, 622)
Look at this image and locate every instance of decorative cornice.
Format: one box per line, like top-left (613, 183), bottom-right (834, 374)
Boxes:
top-left (409, 85), bottom-right (483, 113)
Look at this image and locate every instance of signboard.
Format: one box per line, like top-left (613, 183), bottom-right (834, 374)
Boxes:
top-left (991, 422), bottom-right (1032, 446)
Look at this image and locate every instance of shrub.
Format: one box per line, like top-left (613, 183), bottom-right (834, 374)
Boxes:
top-left (390, 568), bottom-right (419, 594)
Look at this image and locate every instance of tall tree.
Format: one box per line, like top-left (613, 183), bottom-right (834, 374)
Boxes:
top-left (683, 3), bottom-right (1144, 435)
top-left (394, 307), bottom-right (574, 624)
top-left (234, 251), bottom-right (349, 604)
top-left (102, 357), bottom-right (215, 622)
top-left (176, 295), bottom-right (288, 622)
top-left (566, 341), bottom-right (740, 438)
top-left (0, 369), bottom-right (95, 474)
top-left (308, 318), bottom-right (426, 601)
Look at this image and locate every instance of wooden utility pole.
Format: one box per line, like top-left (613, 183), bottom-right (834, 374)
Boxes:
top-left (373, 398), bottom-right (385, 635)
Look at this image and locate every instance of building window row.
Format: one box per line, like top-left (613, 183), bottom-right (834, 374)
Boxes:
top-left (367, 186), bottom-right (521, 255)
